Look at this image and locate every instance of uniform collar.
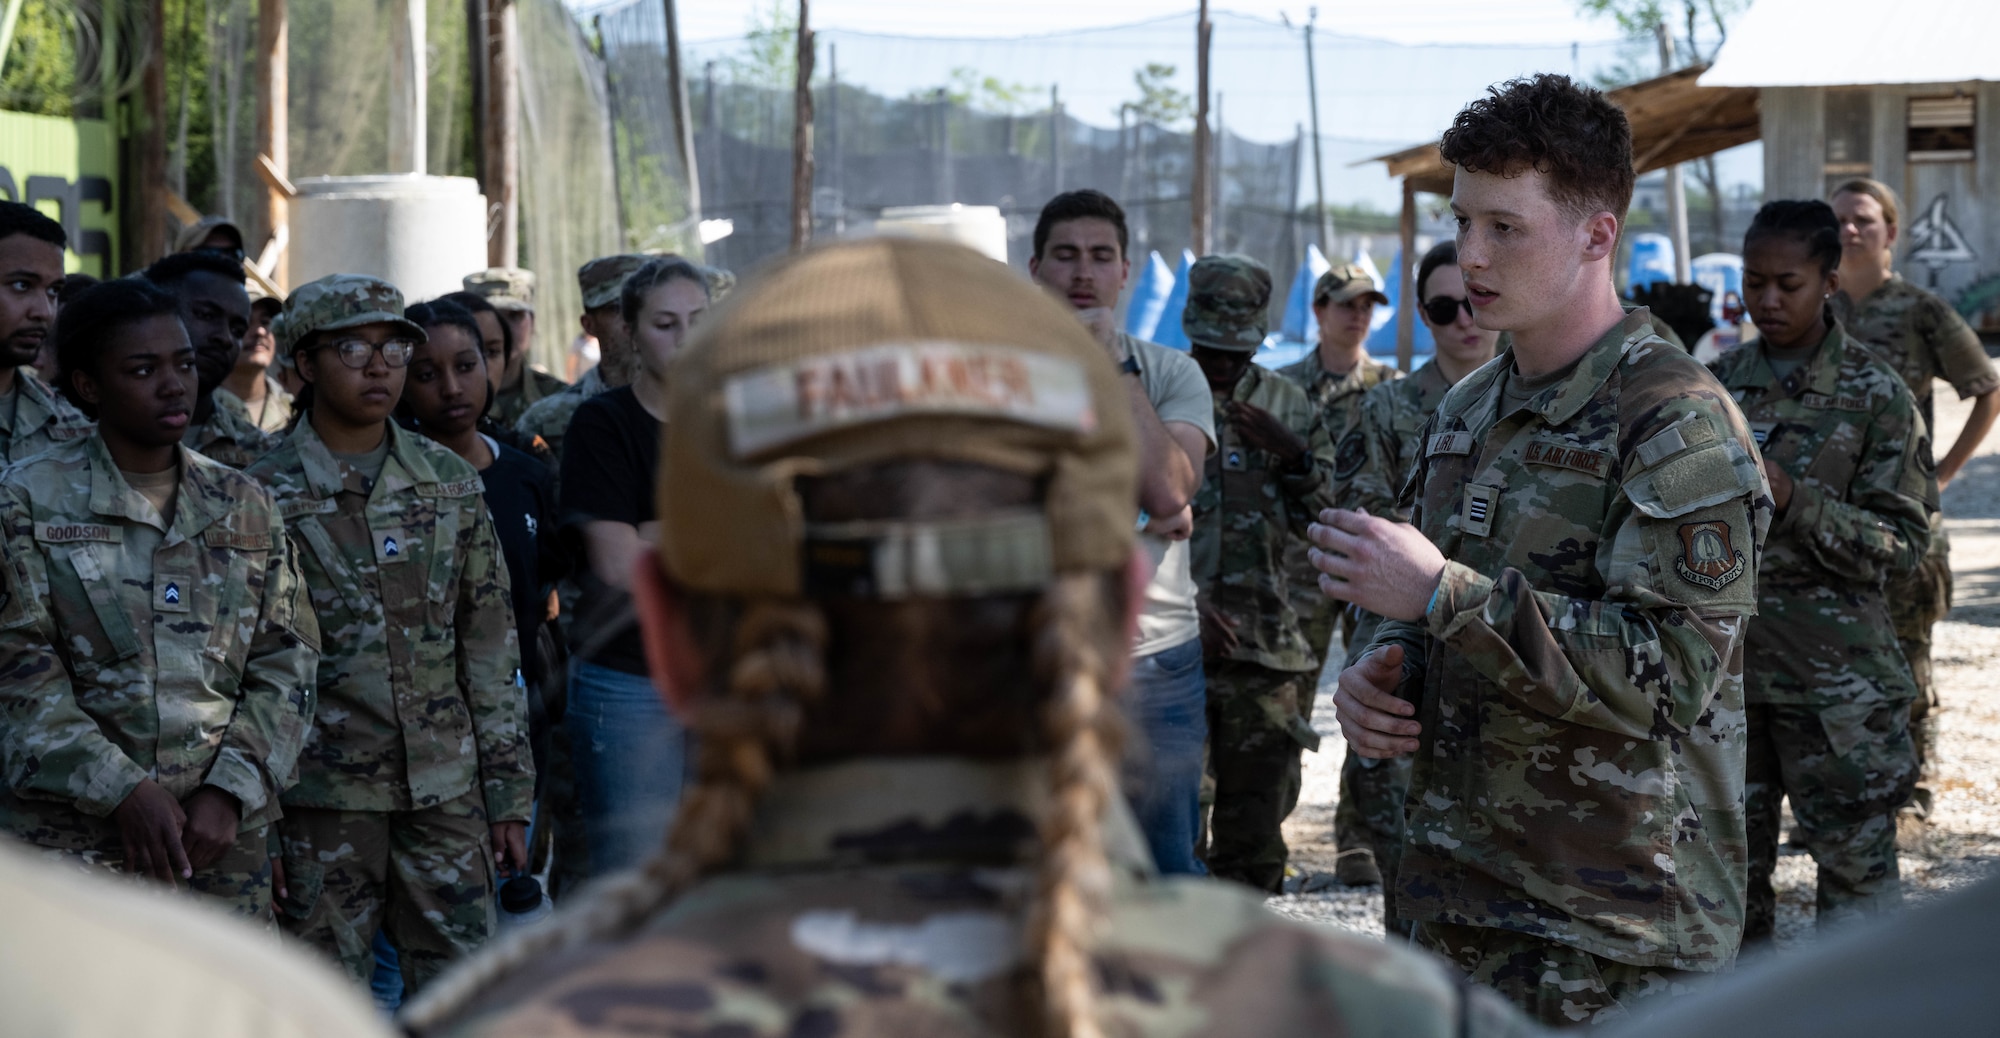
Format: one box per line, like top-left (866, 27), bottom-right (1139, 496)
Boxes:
top-left (290, 418), bottom-right (442, 500)
top-left (83, 433), bottom-right (230, 541)
top-left (1478, 306), bottom-right (1662, 426)
top-left (741, 757), bottom-right (1157, 875)
top-left (11, 370), bottom-right (89, 439)
top-left (1722, 318), bottom-right (1850, 400)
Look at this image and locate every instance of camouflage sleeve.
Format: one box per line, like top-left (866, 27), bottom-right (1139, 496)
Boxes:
top-left (1423, 412), bottom-right (1769, 738)
top-left (1279, 409), bottom-right (1339, 539)
top-left (1920, 292), bottom-right (2000, 400)
top-left (204, 518), bottom-right (322, 819)
top-left (458, 497), bottom-right (533, 824)
top-left (0, 486), bottom-right (149, 817)
top-left (1338, 391), bottom-right (1406, 517)
top-left (1774, 389), bottom-right (1934, 586)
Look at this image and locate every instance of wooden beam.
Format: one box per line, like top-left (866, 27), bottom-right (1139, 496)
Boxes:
top-left (1396, 177), bottom-right (1416, 372)
top-left (130, 0), bottom-right (168, 270)
top-left (255, 0), bottom-right (287, 288)
top-left (789, 1), bottom-right (813, 251)
top-left (663, 0), bottom-right (702, 255)
top-left (483, 0), bottom-right (519, 267)
top-left (1190, 0), bottom-right (1211, 255)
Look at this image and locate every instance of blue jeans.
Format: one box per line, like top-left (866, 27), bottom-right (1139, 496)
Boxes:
top-left (368, 931), bottom-right (402, 1013)
top-left (567, 660), bottom-right (690, 877)
top-left (1122, 637), bottom-right (1209, 875)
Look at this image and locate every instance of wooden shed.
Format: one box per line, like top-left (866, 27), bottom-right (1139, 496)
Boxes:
top-left (1703, 0), bottom-right (2000, 330)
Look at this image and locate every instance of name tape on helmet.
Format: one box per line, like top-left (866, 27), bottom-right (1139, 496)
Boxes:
top-left (725, 342), bottom-right (1097, 457)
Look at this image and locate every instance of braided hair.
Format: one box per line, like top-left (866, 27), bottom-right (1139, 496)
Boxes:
top-left (402, 467), bottom-right (1129, 1038)
top-left (1745, 199), bottom-right (1843, 275)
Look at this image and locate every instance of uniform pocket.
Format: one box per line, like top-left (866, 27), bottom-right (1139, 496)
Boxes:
top-left (275, 846), bottom-right (325, 924)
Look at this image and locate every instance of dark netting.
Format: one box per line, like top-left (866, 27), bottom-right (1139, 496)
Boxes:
top-left (597, 0), bottom-right (700, 257)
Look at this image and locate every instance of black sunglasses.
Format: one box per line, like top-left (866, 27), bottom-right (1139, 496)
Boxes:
top-left (1422, 295), bottom-right (1474, 326)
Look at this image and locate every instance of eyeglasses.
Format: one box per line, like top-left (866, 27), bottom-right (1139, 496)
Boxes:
top-left (1422, 295), bottom-right (1475, 326)
top-left (318, 337), bottom-right (416, 369)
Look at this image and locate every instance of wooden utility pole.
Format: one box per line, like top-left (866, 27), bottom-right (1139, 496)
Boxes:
top-left (789, 0), bottom-right (813, 251)
top-left (1191, 0), bottom-right (1212, 256)
top-left (1049, 85), bottom-right (1063, 193)
top-left (255, 0), bottom-right (287, 286)
top-left (1655, 22), bottom-right (1691, 284)
top-left (483, 0), bottom-right (520, 267)
top-left (132, 0), bottom-right (168, 269)
top-left (663, 0), bottom-right (702, 254)
top-left (1302, 7), bottom-right (1330, 252)
top-left (387, 0), bottom-right (426, 173)
top-left (1395, 178), bottom-right (1416, 372)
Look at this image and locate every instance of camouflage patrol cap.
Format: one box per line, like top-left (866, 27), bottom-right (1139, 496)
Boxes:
top-left (272, 274), bottom-right (427, 357)
top-left (1182, 254), bottom-right (1273, 352)
top-left (1313, 262), bottom-right (1389, 307)
top-left (173, 215), bottom-right (244, 255)
top-left (578, 254), bottom-right (650, 311)
top-left (703, 265), bottom-right (736, 302)
top-left (656, 236), bottom-right (1138, 599)
top-left (463, 267), bottom-right (537, 313)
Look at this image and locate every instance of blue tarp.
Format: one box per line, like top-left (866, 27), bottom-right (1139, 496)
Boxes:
top-left (1123, 250), bottom-right (1176, 341)
top-left (1279, 243), bottom-right (1331, 343)
top-left (1152, 249), bottom-right (1197, 350)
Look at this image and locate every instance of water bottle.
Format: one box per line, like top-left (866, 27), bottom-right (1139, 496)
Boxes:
top-left (495, 874), bottom-right (553, 935)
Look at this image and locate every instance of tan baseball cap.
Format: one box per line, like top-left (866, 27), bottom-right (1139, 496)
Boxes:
top-left (656, 237), bottom-right (1138, 599)
top-left (1314, 262), bottom-right (1389, 307)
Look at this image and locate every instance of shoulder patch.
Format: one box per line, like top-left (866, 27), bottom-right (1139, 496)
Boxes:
top-left (1625, 440), bottom-right (1761, 519)
top-left (417, 478), bottom-right (485, 498)
top-left (1333, 428), bottom-right (1367, 481)
top-left (1675, 520), bottom-right (1747, 590)
top-left (1523, 439), bottom-right (1611, 478)
top-left (34, 521), bottom-right (121, 544)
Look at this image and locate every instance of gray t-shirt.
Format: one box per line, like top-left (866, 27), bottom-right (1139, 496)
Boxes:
top-left (1126, 334), bottom-right (1217, 658)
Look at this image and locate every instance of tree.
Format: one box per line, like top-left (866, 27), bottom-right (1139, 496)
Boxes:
top-left (942, 67), bottom-right (1037, 115)
top-left (728, 0), bottom-right (798, 91)
top-left (1128, 62), bottom-right (1191, 128)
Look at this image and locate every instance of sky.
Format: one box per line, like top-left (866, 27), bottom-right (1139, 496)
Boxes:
top-left (578, 1), bottom-right (1762, 210)
top-left (634, 1), bottom-right (1631, 48)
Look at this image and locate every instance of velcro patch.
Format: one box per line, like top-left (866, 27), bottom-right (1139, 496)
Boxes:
top-left (1426, 431), bottom-right (1474, 457)
top-left (280, 498), bottom-right (338, 520)
top-left (35, 521), bottom-right (121, 545)
top-left (1462, 484), bottom-right (1499, 538)
top-left (724, 342), bottom-right (1096, 457)
top-left (1636, 417), bottom-right (1721, 468)
top-left (1523, 439), bottom-right (1611, 477)
top-left (1800, 392), bottom-right (1873, 412)
top-left (417, 478), bottom-right (484, 498)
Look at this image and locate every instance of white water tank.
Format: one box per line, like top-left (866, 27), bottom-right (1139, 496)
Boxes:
top-left (871, 204), bottom-right (1008, 264)
top-left (289, 174), bottom-right (488, 302)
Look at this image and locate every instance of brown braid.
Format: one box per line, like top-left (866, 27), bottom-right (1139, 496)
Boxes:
top-left (398, 600), bottom-right (828, 1033)
top-left (1026, 573), bottom-right (1123, 1038)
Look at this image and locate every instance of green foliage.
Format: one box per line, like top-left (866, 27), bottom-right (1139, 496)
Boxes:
top-left (1575, 0), bottom-right (1747, 66)
top-left (1129, 62), bottom-right (1190, 128)
top-left (941, 66), bottom-right (1037, 115)
top-left (1, 2), bottom-right (80, 117)
top-left (728, 0), bottom-right (798, 91)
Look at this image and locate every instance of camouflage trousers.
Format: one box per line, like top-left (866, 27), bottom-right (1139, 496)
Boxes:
top-left (1333, 751), bottom-right (1412, 932)
top-left (277, 790), bottom-right (496, 996)
top-left (1889, 552), bottom-right (1951, 820)
top-left (1204, 660), bottom-right (1318, 893)
top-left (0, 793), bottom-right (275, 919)
top-left (1414, 921), bottom-right (1700, 1028)
top-left (1744, 701), bottom-right (1916, 944)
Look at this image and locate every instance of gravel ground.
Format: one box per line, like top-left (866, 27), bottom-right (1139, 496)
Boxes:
top-left (1265, 389), bottom-right (2000, 952)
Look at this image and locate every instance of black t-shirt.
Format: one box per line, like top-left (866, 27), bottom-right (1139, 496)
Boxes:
top-left (480, 437), bottom-right (563, 682)
top-left (559, 385), bottom-right (659, 675)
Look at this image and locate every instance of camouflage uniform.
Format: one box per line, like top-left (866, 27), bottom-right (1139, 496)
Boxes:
top-left (1326, 359), bottom-right (1460, 925)
top-left (1363, 308), bottom-right (1770, 1026)
top-left (1185, 256), bottom-right (1338, 892)
top-left (0, 370), bottom-right (94, 464)
top-left (251, 276), bottom-right (533, 992)
top-left (220, 373), bottom-right (296, 434)
top-left (1709, 322), bottom-right (1931, 940)
top-left (425, 760), bottom-right (1536, 1038)
top-left (1834, 274), bottom-right (1999, 821)
top-left (0, 433), bottom-right (320, 917)
top-left (513, 255), bottom-right (648, 462)
top-left (1277, 261), bottom-right (1398, 660)
top-left (465, 269), bottom-right (570, 429)
top-left (186, 388), bottom-right (284, 469)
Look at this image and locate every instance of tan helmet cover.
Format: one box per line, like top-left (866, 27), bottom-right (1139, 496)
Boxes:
top-left (657, 236), bottom-right (1138, 598)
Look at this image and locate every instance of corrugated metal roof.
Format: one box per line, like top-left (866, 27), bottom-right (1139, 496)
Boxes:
top-left (1701, 0), bottom-right (2000, 88)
